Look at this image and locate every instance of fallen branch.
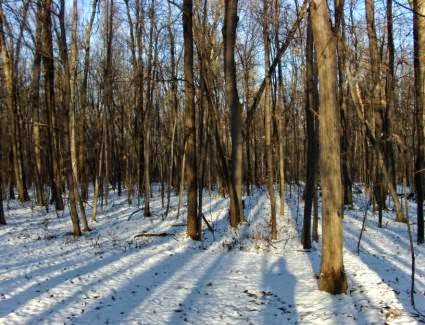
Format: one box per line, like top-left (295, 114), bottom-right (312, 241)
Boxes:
top-left (133, 232), bottom-right (176, 238)
top-left (127, 209), bottom-right (142, 221)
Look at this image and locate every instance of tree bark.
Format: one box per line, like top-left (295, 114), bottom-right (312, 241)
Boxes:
top-left (80, 0), bottom-right (99, 202)
top-left (183, 0), bottom-right (200, 240)
top-left (414, 0), bottom-right (425, 244)
top-left (311, 0), bottom-right (348, 293)
top-left (262, 0), bottom-right (277, 240)
top-left (223, 0), bottom-right (244, 227)
top-left (58, 0), bottom-right (83, 236)
top-left (302, 8), bottom-right (319, 249)
top-left (31, 2), bottom-right (45, 206)
top-left (40, 0), bottom-right (64, 211)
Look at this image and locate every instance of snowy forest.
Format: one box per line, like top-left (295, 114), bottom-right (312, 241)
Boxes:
top-left (0, 0), bottom-right (424, 323)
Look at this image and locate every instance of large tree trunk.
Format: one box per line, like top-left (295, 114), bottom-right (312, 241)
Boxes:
top-left (414, 0), bottom-right (425, 244)
top-left (183, 0), bottom-right (200, 240)
top-left (224, 0), bottom-right (244, 227)
top-left (311, 0), bottom-right (348, 294)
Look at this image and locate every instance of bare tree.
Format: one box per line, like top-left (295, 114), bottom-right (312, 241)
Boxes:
top-left (302, 8), bottom-right (319, 249)
top-left (310, 0), bottom-right (348, 293)
top-left (183, 0), bottom-right (200, 240)
top-left (224, 0), bottom-right (244, 227)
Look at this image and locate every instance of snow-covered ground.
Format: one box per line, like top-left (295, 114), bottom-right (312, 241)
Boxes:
top-left (0, 185), bottom-right (424, 324)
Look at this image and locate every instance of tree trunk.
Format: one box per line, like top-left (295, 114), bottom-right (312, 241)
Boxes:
top-left (165, 1), bottom-right (178, 217)
top-left (69, 0), bottom-right (90, 231)
top-left (385, 0), bottom-right (396, 189)
top-left (183, 0), bottom-right (200, 240)
top-left (311, 0), bottom-right (348, 294)
top-left (58, 0), bottom-right (82, 236)
top-left (273, 0), bottom-right (286, 217)
top-left (41, 0), bottom-right (64, 211)
top-left (224, 0), bottom-right (244, 227)
top-left (414, 0), bottom-right (425, 244)
top-left (365, 0), bottom-right (386, 223)
top-left (80, 0), bottom-right (99, 202)
top-left (31, 3), bottom-right (45, 206)
top-left (262, 0), bottom-right (277, 240)
top-left (335, 0), bottom-right (353, 207)
top-left (302, 9), bottom-right (319, 249)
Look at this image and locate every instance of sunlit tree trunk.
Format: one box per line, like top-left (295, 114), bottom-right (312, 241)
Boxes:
top-left (311, 0), bottom-right (348, 294)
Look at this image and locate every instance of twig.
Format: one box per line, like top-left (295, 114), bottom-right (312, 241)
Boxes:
top-left (357, 188), bottom-right (372, 255)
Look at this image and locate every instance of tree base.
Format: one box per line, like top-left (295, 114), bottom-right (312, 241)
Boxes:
top-left (319, 269), bottom-right (348, 294)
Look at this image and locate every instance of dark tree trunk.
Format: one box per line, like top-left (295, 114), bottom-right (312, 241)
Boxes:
top-left (414, 0), bottom-right (425, 244)
top-left (223, 0), bottom-right (244, 227)
top-left (183, 0), bottom-right (200, 240)
top-left (302, 9), bottom-right (319, 249)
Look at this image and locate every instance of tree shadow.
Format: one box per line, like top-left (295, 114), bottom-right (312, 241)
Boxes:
top-left (344, 223), bottom-right (425, 321)
top-left (283, 188), bottom-right (376, 323)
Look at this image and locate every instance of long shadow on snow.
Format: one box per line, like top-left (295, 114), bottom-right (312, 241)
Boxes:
top-left (165, 251), bottom-right (232, 324)
top-left (31, 244), bottom-right (172, 323)
top-left (284, 190), bottom-right (373, 324)
top-left (73, 194), bottom-right (250, 323)
top-left (1, 226), bottom-right (178, 320)
top-left (74, 236), bottom-right (223, 322)
top-left (344, 223), bottom-right (425, 319)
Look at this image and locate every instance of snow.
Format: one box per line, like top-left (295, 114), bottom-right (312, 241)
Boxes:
top-left (0, 185), bottom-right (424, 324)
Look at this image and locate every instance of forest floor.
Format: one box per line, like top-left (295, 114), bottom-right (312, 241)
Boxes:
top-left (0, 185), bottom-right (424, 324)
